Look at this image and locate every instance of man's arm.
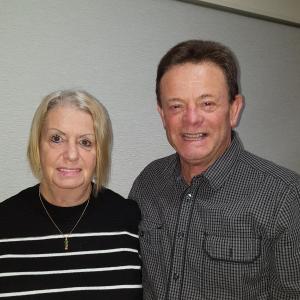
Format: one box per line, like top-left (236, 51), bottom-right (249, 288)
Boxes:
top-left (272, 183), bottom-right (300, 299)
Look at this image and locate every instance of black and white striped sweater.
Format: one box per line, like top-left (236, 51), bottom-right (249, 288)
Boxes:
top-left (0, 184), bottom-right (142, 299)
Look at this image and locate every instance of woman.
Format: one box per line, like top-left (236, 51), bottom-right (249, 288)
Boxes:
top-left (0, 90), bottom-right (142, 299)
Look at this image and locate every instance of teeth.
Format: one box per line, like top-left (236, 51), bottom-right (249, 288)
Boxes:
top-left (183, 133), bottom-right (207, 139)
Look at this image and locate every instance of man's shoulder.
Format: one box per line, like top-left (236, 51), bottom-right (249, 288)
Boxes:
top-left (137, 153), bottom-right (177, 178)
top-left (129, 154), bottom-right (177, 198)
top-left (240, 150), bottom-right (299, 186)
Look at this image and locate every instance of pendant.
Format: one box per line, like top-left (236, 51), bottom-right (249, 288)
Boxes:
top-left (64, 236), bottom-right (69, 251)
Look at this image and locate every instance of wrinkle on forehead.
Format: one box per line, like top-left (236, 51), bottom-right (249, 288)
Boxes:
top-left (161, 62), bottom-right (228, 102)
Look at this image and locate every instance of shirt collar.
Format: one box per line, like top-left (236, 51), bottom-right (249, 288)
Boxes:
top-left (202, 131), bottom-right (243, 190)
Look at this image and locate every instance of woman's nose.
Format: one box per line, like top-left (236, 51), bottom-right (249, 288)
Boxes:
top-left (63, 142), bottom-right (79, 161)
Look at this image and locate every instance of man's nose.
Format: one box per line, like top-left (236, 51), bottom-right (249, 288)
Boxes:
top-left (183, 104), bottom-right (203, 125)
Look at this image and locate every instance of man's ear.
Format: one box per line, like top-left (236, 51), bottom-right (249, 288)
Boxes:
top-left (230, 94), bottom-right (244, 128)
top-left (157, 104), bottom-right (166, 128)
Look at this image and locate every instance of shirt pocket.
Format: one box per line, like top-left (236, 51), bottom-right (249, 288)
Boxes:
top-left (203, 233), bottom-right (261, 263)
top-left (138, 219), bottom-right (163, 245)
top-left (138, 219), bottom-right (164, 275)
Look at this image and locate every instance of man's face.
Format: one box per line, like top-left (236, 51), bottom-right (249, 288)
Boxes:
top-left (158, 62), bottom-right (243, 174)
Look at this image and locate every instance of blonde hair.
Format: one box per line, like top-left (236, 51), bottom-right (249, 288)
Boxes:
top-left (27, 90), bottom-right (112, 195)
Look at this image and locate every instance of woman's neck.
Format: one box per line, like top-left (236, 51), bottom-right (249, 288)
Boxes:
top-left (39, 183), bottom-right (92, 207)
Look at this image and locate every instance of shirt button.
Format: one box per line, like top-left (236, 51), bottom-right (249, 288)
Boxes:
top-left (186, 193), bottom-right (192, 201)
top-left (173, 273), bottom-right (180, 281)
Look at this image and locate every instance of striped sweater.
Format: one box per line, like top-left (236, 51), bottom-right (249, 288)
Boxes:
top-left (0, 185), bottom-right (142, 299)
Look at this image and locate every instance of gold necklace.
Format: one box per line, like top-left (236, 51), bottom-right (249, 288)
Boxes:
top-left (39, 188), bottom-right (90, 251)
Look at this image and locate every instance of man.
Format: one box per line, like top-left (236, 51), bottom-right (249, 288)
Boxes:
top-left (129, 40), bottom-right (300, 299)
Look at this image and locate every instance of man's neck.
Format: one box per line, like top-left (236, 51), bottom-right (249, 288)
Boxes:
top-left (180, 163), bottom-right (207, 185)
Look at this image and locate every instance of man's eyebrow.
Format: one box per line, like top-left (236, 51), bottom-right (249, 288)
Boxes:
top-left (197, 94), bottom-right (214, 99)
top-left (166, 97), bottom-right (184, 103)
top-left (166, 94), bottom-right (215, 102)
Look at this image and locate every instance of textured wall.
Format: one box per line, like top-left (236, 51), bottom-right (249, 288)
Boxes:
top-left (0, 0), bottom-right (299, 201)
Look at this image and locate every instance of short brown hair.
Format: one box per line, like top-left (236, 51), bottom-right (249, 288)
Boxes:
top-left (156, 40), bottom-right (240, 105)
top-left (27, 90), bottom-right (112, 195)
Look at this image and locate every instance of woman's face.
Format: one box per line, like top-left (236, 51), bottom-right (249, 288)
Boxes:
top-left (39, 105), bottom-right (96, 194)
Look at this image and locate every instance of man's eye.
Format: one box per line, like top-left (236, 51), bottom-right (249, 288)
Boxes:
top-left (80, 139), bottom-right (92, 148)
top-left (170, 104), bottom-right (182, 110)
top-left (202, 101), bottom-right (216, 111)
top-left (50, 134), bottom-right (63, 143)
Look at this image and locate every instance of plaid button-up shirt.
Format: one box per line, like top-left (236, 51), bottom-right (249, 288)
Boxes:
top-left (129, 132), bottom-right (300, 299)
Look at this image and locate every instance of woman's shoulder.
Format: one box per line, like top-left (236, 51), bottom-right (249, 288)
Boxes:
top-left (0, 185), bottom-right (39, 233)
top-left (0, 185), bottom-right (39, 211)
top-left (95, 187), bottom-right (140, 219)
top-left (99, 187), bottom-right (137, 205)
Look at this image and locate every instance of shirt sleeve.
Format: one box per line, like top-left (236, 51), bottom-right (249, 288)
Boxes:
top-left (272, 183), bottom-right (300, 299)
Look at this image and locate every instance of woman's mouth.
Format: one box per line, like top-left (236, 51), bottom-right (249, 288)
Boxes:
top-left (57, 168), bottom-right (81, 176)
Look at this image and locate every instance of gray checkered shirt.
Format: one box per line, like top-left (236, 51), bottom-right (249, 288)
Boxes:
top-left (129, 131), bottom-right (300, 300)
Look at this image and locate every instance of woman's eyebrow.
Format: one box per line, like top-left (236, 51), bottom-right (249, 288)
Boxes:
top-left (46, 128), bottom-right (66, 136)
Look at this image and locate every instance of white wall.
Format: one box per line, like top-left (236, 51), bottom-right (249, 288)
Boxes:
top-left (0, 0), bottom-right (299, 201)
top-left (189, 0), bottom-right (300, 24)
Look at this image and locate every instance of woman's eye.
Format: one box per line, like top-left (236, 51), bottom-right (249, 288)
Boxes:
top-left (80, 139), bottom-right (92, 148)
top-left (50, 134), bottom-right (63, 143)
